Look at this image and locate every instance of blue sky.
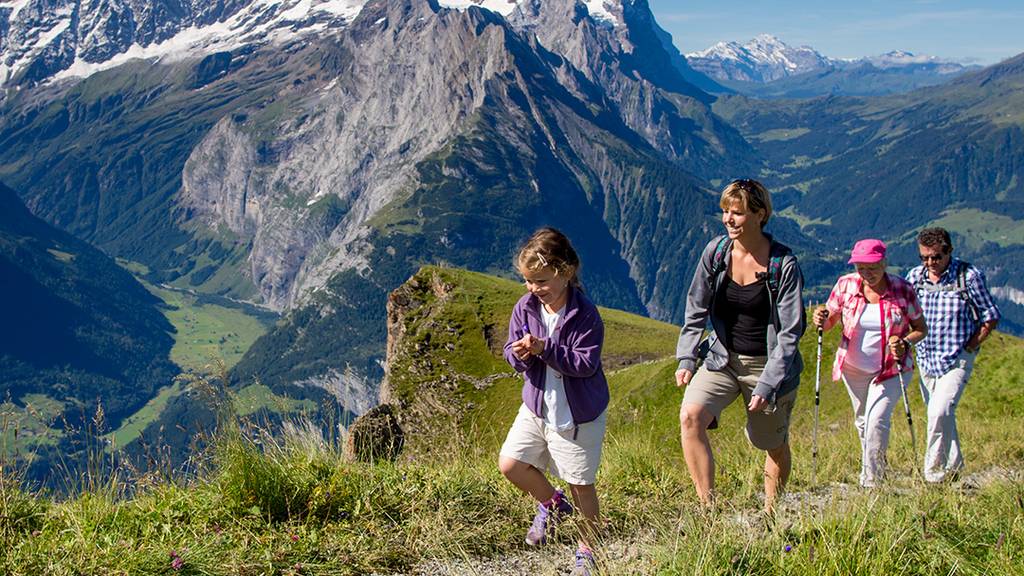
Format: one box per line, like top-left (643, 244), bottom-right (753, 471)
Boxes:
top-left (647, 0), bottom-right (1024, 65)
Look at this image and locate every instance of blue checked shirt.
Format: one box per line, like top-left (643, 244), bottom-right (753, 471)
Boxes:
top-left (906, 258), bottom-right (1001, 377)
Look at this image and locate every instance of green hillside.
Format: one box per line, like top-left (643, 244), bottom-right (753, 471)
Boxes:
top-left (382, 266), bottom-right (680, 456)
top-left (2, 266), bottom-right (1021, 575)
top-left (714, 52), bottom-right (1024, 330)
top-left (0, 182), bottom-right (179, 479)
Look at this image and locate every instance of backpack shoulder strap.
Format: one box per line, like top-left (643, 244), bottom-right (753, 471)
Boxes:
top-left (766, 242), bottom-right (791, 294)
top-left (957, 260), bottom-right (969, 292)
top-left (709, 236), bottom-right (731, 281)
top-left (956, 260), bottom-right (981, 320)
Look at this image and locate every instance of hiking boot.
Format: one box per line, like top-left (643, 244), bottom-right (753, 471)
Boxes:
top-left (571, 547), bottom-right (597, 576)
top-left (524, 489), bottom-right (573, 546)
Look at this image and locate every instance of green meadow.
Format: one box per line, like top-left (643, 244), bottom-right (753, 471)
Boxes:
top-left (2, 267), bottom-right (1021, 575)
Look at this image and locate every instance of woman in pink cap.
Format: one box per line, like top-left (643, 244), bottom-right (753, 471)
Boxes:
top-left (812, 239), bottom-right (927, 487)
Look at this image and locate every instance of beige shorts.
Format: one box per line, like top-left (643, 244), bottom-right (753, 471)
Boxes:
top-left (499, 403), bottom-right (606, 486)
top-left (681, 353), bottom-right (797, 450)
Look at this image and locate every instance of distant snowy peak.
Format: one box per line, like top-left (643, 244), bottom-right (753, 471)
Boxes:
top-left (687, 35), bottom-right (971, 84)
top-left (1, 0), bottom-right (367, 89)
top-left (863, 50), bottom-right (966, 73)
top-left (686, 34), bottom-right (832, 82)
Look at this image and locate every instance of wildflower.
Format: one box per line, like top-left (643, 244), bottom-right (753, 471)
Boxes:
top-left (784, 545), bottom-right (792, 553)
top-left (170, 550), bottom-right (184, 571)
top-left (291, 533), bottom-right (299, 542)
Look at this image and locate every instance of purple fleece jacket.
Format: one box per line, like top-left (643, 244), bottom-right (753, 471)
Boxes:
top-left (502, 286), bottom-right (609, 425)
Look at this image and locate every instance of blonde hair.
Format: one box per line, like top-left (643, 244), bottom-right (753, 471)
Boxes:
top-left (720, 178), bottom-right (772, 227)
top-left (515, 227), bottom-right (581, 288)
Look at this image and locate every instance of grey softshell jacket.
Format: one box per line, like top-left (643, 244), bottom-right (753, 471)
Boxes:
top-left (675, 234), bottom-right (806, 402)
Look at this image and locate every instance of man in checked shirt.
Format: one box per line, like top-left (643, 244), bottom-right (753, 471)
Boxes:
top-left (906, 227), bottom-right (1001, 483)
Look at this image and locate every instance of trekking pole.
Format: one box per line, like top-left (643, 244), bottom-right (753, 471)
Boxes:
top-left (897, 368), bottom-right (919, 470)
top-left (812, 327), bottom-right (823, 486)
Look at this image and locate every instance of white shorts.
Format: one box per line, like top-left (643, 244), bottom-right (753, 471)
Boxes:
top-left (499, 403), bottom-right (606, 486)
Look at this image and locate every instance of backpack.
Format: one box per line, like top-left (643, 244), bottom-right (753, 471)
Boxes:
top-left (914, 260), bottom-right (980, 321)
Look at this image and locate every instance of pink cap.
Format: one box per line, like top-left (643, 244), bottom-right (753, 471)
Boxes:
top-left (848, 239), bottom-right (887, 264)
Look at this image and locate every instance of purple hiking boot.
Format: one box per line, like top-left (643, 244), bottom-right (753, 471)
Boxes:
top-left (524, 488), bottom-right (573, 545)
top-left (572, 547), bottom-right (597, 576)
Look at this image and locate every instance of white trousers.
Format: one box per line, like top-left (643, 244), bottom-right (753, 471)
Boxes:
top-left (842, 369), bottom-right (903, 488)
top-left (919, 351), bottom-right (975, 483)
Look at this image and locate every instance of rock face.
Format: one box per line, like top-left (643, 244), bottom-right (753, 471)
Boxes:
top-left (377, 266), bottom-right (462, 444)
top-left (508, 0), bottom-right (753, 180)
top-left (175, 0), bottom-right (746, 314)
top-left (180, 0), bottom-right (534, 310)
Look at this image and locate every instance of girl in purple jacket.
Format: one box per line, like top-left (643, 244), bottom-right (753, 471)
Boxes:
top-left (498, 227), bottom-right (608, 576)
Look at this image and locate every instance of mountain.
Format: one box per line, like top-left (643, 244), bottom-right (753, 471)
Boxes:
top-left (687, 35), bottom-right (976, 97)
top-left (229, 0), bottom-right (746, 399)
top-left (1, 0), bottom-right (779, 424)
top-left (0, 181), bottom-right (178, 479)
top-left (686, 34), bottom-right (833, 83)
top-left (713, 52), bottom-right (1024, 324)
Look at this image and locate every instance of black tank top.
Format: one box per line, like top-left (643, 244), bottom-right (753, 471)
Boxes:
top-left (714, 276), bottom-right (770, 356)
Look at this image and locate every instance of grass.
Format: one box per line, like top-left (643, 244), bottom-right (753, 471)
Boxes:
top-left (784, 154), bottom-right (835, 169)
top-left (777, 205), bottom-right (832, 230)
top-left (1, 268), bottom-right (1022, 574)
top-left (103, 383), bottom-right (186, 451)
top-left (750, 128), bottom-right (811, 142)
top-left (142, 281), bottom-right (269, 371)
top-left (115, 257), bottom-right (272, 371)
top-left (926, 208), bottom-right (1024, 250)
top-left (233, 383), bottom-right (317, 418)
top-left (0, 395), bottom-right (65, 457)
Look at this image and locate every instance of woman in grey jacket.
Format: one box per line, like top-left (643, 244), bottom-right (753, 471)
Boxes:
top-left (675, 179), bottom-right (805, 512)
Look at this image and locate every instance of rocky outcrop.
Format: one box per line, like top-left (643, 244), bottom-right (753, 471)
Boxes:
top-left (376, 268), bottom-right (461, 452)
top-left (345, 403), bottom-right (404, 461)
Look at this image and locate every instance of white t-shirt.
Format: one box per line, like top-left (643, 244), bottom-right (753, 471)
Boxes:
top-left (845, 303), bottom-right (883, 373)
top-left (540, 305), bottom-right (574, 431)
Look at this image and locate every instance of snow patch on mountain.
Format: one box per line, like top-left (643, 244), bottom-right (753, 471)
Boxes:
top-left (436, 0), bottom-right (520, 16)
top-left (49, 0), bottom-right (366, 83)
top-left (3, 0), bottom-right (32, 22)
top-left (3, 0), bottom-right (368, 88)
top-left (582, 0), bottom-right (616, 25)
top-left (436, 0), bottom-right (620, 26)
